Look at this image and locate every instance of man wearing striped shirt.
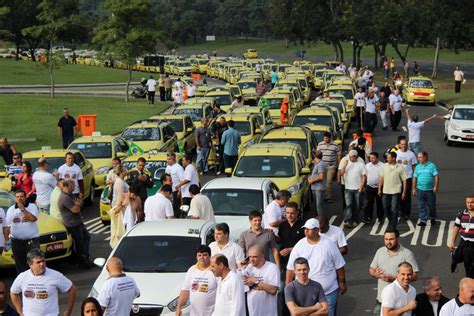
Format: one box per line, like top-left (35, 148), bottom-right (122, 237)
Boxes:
top-left (317, 132), bottom-right (341, 203)
top-left (449, 196), bottom-right (474, 278)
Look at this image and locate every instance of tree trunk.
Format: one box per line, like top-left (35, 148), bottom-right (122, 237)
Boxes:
top-left (15, 42), bottom-right (21, 61)
top-left (373, 44), bottom-right (378, 68)
top-left (126, 66), bottom-right (131, 102)
top-left (357, 45), bottom-right (363, 68)
top-left (352, 41), bottom-right (358, 66)
top-left (337, 41), bottom-right (343, 62)
top-left (432, 37), bottom-right (440, 78)
top-left (285, 38), bottom-right (289, 48)
top-left (332, 42), bottom-right (339, 61)
top-left (47, 47), bottom-right (55, 115)
top-left (392, 42), bottom-right (410, 64)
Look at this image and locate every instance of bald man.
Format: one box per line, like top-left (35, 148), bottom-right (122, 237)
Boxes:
top-left (97, 257), bottom-right (140, 316)
top-left (439, 277), bottom-right (474, 315)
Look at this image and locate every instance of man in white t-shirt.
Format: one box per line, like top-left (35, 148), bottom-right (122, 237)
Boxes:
top-left (389, 90), bottom-right (404, 131)
top-left (187, 82), bottom-right (196, 98)
top-left (175, 154), bottom-right (199, 206)
top-left (57, 152), bottom-right (84, 197)
top-left (144, 185), bottom-right (175, 220)
top-left (339, 150), bottom-right (366, 228)
top-left (0, 207), bottom-right (8, 254)
top-left (210, 254), bottom-right (245, 316)
top-left (396, 139), bottom-right (417, 220)
top-left (286, 218), bottom-right (347, 316)
top-left (177, 245), bottom-right (218, 316)
top-left (146, 75), bottom-right (157, 104)
top-left (165, 152), bottom-right (184, 216)
top-left (380, 262), bottom-right (417, 316)
top-left (354, 87), bottom-right (366, 129)
top-left (405, 108), bottom-right (438, 156)
top-left (364, 89), bottom-right (380, 133)
top-left (440, 277), bottom-right (474, 316)
top-left (453, 66), bottom-right (464, 93)
top-left (318, 215), bottom-right (348, 255)
top-left (363, 152), bottom-right (384, 223)
top-left (10, 249), bottom-right (77, 316)
top-left (209, 223), bottom-right (245, 270)
top-left (263, 190), bottom-right (290, 236)
top-left (188, 185), bottom-right (215, 221)
top-left (32, 158), bottom-right (57, 213)
top-left (243, 245), bottom-right (280, 316)
top-left (97, 257), bottom-right (140, 316)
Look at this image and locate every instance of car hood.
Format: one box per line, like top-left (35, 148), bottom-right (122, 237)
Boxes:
top-left (215, 215), bottom-right (249, 239)
top-left (270, 177), bottom-right (297, 191)
top-left (38, 212), bottom-right (67, 234)
top-left (134, 141), bottom-right (161, 152)
top-left (451, 118), bottom-right (474, 128)
top-left (92, 269), bottom-right (185, 306)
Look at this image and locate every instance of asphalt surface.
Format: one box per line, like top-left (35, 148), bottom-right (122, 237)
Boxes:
top-left (2, 101), bottom-right (473, 315)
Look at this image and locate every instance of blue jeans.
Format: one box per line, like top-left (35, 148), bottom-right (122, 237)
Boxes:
top-left (312, 189), bottom-right (325, 216)
top-left (196, 147), bottom-right (210, 173)
top-left (383, 193), bottom-right (400, 229)
top-left (417, 189), bottom-right (437, 222)
top-left (344, 189), bottom-right (360, 223)
top-left (326, 289), bottom-right (339, 316)
top-left (409, 142), bottom-right (422, 156)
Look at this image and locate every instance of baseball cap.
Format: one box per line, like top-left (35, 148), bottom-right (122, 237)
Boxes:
top-left (349, 149), bottom-right (358, 157)
top-left (302, 218), bottom-right (320, 229)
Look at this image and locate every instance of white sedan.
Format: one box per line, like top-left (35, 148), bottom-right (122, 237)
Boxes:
top-left (90, 220), bottom-right (216, 316)
top-left (201, 177), bottom-right (280, 238)
top-left (444, 104), bottom-right (474, 146)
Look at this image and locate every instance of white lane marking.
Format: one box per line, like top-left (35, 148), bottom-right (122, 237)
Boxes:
top-left (89, 225), bottom-right (110, 234)
top-left (447, 221), bottom-right (455, 247)
top-left (84, 217), bottom-right (100, 225)
top-left (346, 222), bottom-right (365, 240)
top-left (86, 221), bottom-right (103, 231)
top-left (400, 219), bottom-right (416, 237)
top-left (421, 220), bottom-right (446, 247)
top-left (402, 126), bottom-right (408, 132)
top-left (104, 236), bottom-right (111, 241)
top-left (436, 104), bottom-right (448, 112)
top-left (329, 215), bottom-right (337, 225)
top-left (370, 218), bottom-right (389, 236)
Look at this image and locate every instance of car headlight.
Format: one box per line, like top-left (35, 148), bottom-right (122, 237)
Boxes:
top-left (168, 296), bottom-right (189, 312)
top-left (89, 287), bottom-right (98, 298)
top-left (95, 166), bottom-right (110, 175)
top-left (287, 182), bottom-right (302, 195)
top-left (409, 92), bottom-right (414, 96)
top-left (429, 93), bottom-right (435, 96)
top-left (450, 123), bottom-right (460, 131)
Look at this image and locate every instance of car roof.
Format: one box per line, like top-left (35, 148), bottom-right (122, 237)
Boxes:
top-left (452, 104), bottom-right (474, 109)
top-left (219, 113), bottom-right (253, 121)
top-left (149, 114), bottom-right (187, 120)
top-left (263, 126), bottom-right (308, 139)
top-left (125, 121), bottom-right (166, 129)
top-left (243, 142), bottom-right (300, 155)
top-left (127, 219), bottom-right (210, 237)
top-left (298, 107), bottom-right (332, 116)
top-left (71, 135), bottom-right (117, 143)
top-left (410, 76), bottom-right (432, 81)
top-left (202, 177), bottom-right (272, 190)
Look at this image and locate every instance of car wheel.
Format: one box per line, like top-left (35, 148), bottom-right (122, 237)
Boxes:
top-left (443, 134), bottom-right (447, 141)
top-left (446, 139), bottom-right (454, 146)
top-left (85, 182), bottom-right (95, 206)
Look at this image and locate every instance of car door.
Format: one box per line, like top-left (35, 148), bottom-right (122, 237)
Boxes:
top-left (183, 117), bottom-right (196, 151)
top-left (73, 152), bottom-right (93, 194)
top-left (163, 125), bottom-right (178, 152)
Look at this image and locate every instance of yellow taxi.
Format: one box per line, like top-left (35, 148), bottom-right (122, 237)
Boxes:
top-left (99, 152), bottom-right (170, 223)
top-left (311, 99), bottom-right (350, 134)
top-left (313, 68), bottom-right (330, 90)
top-left (230, 106), bottom-right (273, 129)
top-left (243, 49), bottom-right (259, 59)
top-left (68, 133), bottom-right (129, 190)
top-left (120, 121), bottom-right (179, 153)
top-left (195, 85), bottom-right (209, 97)
top-left (236, 79), bottom-right (258, 105)
top-left (271, 86), bottom-right (303, 111)
top-left (231, 143), bottom-right (310, 212)
top-left (403, 76), bottom-right (436, 105)
top-left (326, 85), bottom-right (356, 117)
top-left (277, 64), bottom-right (293, 79)
top-left (193, 58), bottom-right (209, 74)
top-left (257, 125), bottom-right (318, 167)
top-left (322, 70), bottom-right (345, 90)
top-left (258, 93), bottom-right (297, 125)
top-left (22, 148), bottom-right (96, 205)
top-left (173, 98), bottom-right (215, 127)
top-left (284, 75), bottom-right (311, 103)
top-left (205, 88), bottom-right (235, 112)
top-left (149, 114), bottom-right (196, 154)
top-left (304, 124), bottom-right (341, 145)
top-left (0, 190), bottom-right (73, 268)
top-left (292, 107), bottom-right (344, 142)
top-left (214, 113), bottom-right (263, 155)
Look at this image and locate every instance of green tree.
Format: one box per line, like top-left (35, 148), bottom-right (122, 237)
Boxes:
top-left (93, 0), bottom-right (161, 101)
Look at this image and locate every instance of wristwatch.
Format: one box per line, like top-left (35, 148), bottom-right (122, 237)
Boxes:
top-left (254, 280), bottom-right (260, 286)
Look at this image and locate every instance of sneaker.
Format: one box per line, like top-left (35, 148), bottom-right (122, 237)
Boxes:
top-left (417, 221), bottom-right (427, 227)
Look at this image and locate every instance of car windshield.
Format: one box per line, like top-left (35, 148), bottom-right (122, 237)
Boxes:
top-left (263, 98), bottom-right (284, 109)
top-left (212, 95), bottom-right (232, 106)
top-left (410, 80), bottom-right (433, 88)
top-left (453, 108), bottom-right (474, 120)
top-left (161, 119), bottom-right (183, 132)
top-left (174, 108), bottom-right (203, 122)
top-left (293, 115), bottom-right (333, 127)
top-left (68, 142), bottom-right (112, 159)
top-left (233, 121), bottom-right (251, 136)
top-left (202, 189), bottom-right (263, 215)
top-left (260, 138), bottom-right (308, 158)
top-left (0, 191), bottom-right (15, 209)
top-left (178, 62), bottom-right (191, 67)
top-left (234, 156), bottom-right (295, 177)
top-left (329, 89), bottom-right (353, 99)
top-left (113, 236), bottom-right (201, 272)
top-left (316, 103), bottom-right (344, 114)
top-left (311, 131), bottom-right (327, 142)
top-left (24, 157), bottom-right (65, 172)
top-left (279, 66), bottom-right (289, 72)
top-left (121, 128), bottom-right (161, 141)
top-left (237, 82), bottom-right (256, 90)
top-left (315, 70), bottom-right (326, 77)
top-left (122, 160), bottom-right (167, 180)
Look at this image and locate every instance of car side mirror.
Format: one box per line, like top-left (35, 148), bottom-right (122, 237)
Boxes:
top-left (116, 152), bottom-right (126, 158)
top-left (94, 258), bottom-right (106, 268)
top-left (186, 127), bottom-right (194, 132)
top-left (301, 167), bottom-right (311, 175)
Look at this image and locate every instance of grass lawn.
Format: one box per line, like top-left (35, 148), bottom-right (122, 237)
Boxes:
top-left (0, 95), bottom-right (169, 156)
top-left (0, 59), bottom-right (149, 85)
top-left (178, 38), bottom-right (474, 64)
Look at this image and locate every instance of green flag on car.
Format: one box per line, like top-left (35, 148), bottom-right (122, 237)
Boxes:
top-left (128, 142), bottom-right (144, 155)
top-left (260, 97), bottom-right (270, 109)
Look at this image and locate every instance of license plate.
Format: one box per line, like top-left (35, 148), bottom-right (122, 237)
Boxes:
top-left (46, 242), bottom-right (64, 252)
top-left (466, 135), bottom-right (474, 139)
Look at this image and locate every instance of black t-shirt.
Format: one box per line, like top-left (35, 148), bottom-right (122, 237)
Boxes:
top-left (380, 86), bottom-right (391, 97)
top-left (58, 116), bottom-right (77, 137)
top-left (278, 220), bottom-right (304, 249)
top-left (380, 95), bottom-right (390, 111)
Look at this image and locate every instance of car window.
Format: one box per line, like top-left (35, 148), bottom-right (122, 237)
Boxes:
top-left (117, 138), bottom-right (129, 152)
top-left (73, 153), bottom-right (86, 168)
top-left (204, 106), bottom-right (212, 118)
top-left (185, 117), bottom-right (194, 130)
top-left (121, 127), bottom-right (161, 141)
top-left (205, 227), bottom-right (215, 245)
top-left (453, 108), bottom-right (474, 120)
top-left (202, 189), bottom-right (264, 215)
top-left (69, 142), bottom-right (112, 159)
